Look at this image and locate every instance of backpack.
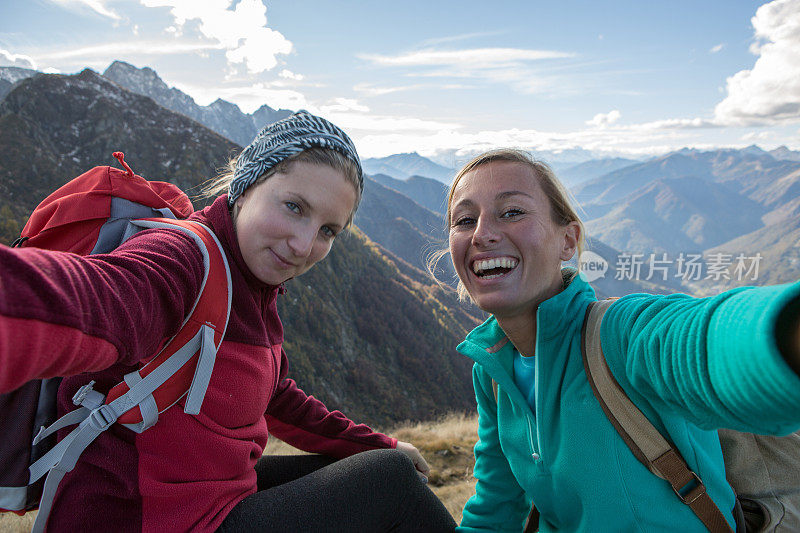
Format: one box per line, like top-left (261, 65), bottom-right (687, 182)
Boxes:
top-left (491, 299), bottom-right (800, 533)
top-left (0, 153), bottom-right (233, 533)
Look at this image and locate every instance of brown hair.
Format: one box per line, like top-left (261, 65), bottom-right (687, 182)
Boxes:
top-left (200, 147), bottom-right (362, 226)
top-left (427, 148), bottom-right (585, 300)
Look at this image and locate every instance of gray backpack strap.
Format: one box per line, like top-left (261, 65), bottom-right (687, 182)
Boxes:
top-left (28, 327), bottom-right (211, 532)
top-left (581, 300), bottom-right (734, 533)
top-left (27, 220), bottom-right (231, 532)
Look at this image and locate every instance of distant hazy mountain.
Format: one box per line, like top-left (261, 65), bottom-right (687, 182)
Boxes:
top-left (575, 237), bottom-right (686, 297)
top-left (749, 167), bottom-right (800, 224)
top-left (703, 216), bottom-right (800, 290)
top-left (585, 176), bottom-right (766, 254)
top-left (574, 153), bottom-right (713, 206)
top-left (574, 148), bottom-right (800, 207)
top-left (770, 145), bottom-right (800, 162)
top-left (0, 66), bottom-right (38, 100)
top-left (103, 60), bottom-right (292, 147)
top-left (427, 147), bottom-right (648, 175)
top-left (356, 177), bottom-right (451, 278)
top-left (363, 153), bottom-right (455, 183)
top-left (0, 69), bottom-right (478, 425)
top-left (559, 157), bottom-right (640, 187)
top-left (369, 173), bottom-right (449, 215)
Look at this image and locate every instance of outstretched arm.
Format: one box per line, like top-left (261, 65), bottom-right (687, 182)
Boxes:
top-left (0, 230), bottom-right (204, 393)
top-left (601, 281), bottom-right (800, 436)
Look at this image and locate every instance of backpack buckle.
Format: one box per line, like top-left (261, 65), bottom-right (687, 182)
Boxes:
top-left (72, 380), bottom-right (105, 409)
top-left (673, 471), bottom-right (705, 505)
top-left (87, 405), bottom-right (117, 431)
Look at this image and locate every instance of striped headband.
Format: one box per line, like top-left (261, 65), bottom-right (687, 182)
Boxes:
top-left (227, 110), bottom-right (363, 207)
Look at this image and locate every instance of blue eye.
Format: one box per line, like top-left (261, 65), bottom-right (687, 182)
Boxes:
top-left (502, 209), bottom-right (524, 218)
top-left (321, 226), bottom-right (336, 238)
top-left (452, 216), bottom-right (475, 227)
top-left (285, 202), bottom-right (301, 214)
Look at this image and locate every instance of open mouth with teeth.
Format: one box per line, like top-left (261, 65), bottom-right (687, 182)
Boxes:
top-left (472, 257), bottom-right (519, 280)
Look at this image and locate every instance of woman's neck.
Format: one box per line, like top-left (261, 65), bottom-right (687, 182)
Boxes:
top-left (496, 311), bottom-right (537, 357)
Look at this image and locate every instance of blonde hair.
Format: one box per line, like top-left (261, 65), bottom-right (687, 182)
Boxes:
top-left (200, 147), bottom-right (362, 226)
top-left (427, 148), bottom-right (585, 301)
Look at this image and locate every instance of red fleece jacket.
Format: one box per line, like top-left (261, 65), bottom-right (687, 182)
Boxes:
top-left (0, 195), bottom-right (396, 532)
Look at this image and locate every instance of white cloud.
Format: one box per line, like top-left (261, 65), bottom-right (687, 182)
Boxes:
top-left (279, 69), bottom-right (304, 81)
top-left (48, 0), bottom-right (120, 20)
top-left (359, 47), bottom-right (574, 95)
top-left (348, 114), bottom-right (752, 159)
top-left (360, 47), bottom-right (573, 68)
top-left (173, 81), bottom-right (308, 113)
top-left (323, 112), bottom-right (459, 134)
top-left (353, 83), bottom-right (428, 96)
top-left (742, 130), bottom-right (773, 141)
top-left (319, 98), bottom-right (370, 114)
top-left (0, 49), bottom-right (37, 69)
top-left (139, 0), bottom-right (293, 73)
top-left (587, 109), bottom-right (621, 127)
top-left (710, 43), bottom-right (725, 53)
top-left (632, 117), bottom-right (719, 130)
top-left (419, 31), bottom-right (506, 47)
top-left (31, 40), bottom-right (223, 73)
top-left (714, 0), bottom-right (800, 125)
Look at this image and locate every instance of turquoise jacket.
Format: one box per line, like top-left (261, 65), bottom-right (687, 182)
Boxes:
top-left (457, 270), bottom-right (800, 532)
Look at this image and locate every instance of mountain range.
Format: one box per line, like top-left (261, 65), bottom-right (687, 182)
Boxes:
top-left (571, 147), bottom-right (800, 291)
top-left (370, 173), bottom-right (449, 215)
top-left (102, 60), bottom-right (293, 147)
top-left (363, 152), bottom-right (455, 184)
top-left (0, 68), bottom-right (239, 244)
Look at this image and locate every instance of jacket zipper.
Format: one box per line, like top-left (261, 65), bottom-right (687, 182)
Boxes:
top-left (531, 307), bottom-right (543, 463)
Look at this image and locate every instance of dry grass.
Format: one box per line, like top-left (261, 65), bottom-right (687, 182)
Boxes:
top-left (0, 511), bottom-right (35, 533)
top-left (385, 412), bottom-right (479, 522)
top-left (0, 412), bottom-right (480, 530)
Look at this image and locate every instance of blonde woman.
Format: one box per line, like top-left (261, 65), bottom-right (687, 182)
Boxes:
top-left (435, 148), bottom-right (800, 532)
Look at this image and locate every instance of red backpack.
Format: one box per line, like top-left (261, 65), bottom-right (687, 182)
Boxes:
top-left (0, 153), bottom-right (232, 533)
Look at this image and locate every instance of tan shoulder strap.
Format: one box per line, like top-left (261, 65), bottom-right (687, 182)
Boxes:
top-left (581, 300), bottom-right (733, 533)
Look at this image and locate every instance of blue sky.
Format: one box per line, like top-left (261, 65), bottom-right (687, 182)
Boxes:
top-left (1, 0), bottom-right (798, 160)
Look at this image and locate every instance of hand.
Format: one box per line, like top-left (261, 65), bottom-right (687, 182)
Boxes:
top-left (793, 316), bottom-right (800, 372)
top-left (779, 300), bottom-right (800, 376)
top-left (395, 440), bottom-right (430, 483)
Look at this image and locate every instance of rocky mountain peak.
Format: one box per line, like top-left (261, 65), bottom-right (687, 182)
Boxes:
top-left (102, 60), bottom-right (292, 147)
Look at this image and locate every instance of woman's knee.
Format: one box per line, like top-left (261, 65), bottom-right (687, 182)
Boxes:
top-left (355, 448), bottom-right (419, 486)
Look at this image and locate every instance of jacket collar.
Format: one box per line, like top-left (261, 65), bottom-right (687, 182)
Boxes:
top-left (457, 268), bottom-right (596, 411)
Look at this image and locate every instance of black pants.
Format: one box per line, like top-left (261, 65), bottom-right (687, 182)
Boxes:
top-left (217, 449), bottom-right (457, 532)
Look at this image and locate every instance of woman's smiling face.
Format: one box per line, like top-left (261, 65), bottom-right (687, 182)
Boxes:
top-left (234, 160), bottom-right (357, 286)
top-left (448, 161), bottom-right (579, 319)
